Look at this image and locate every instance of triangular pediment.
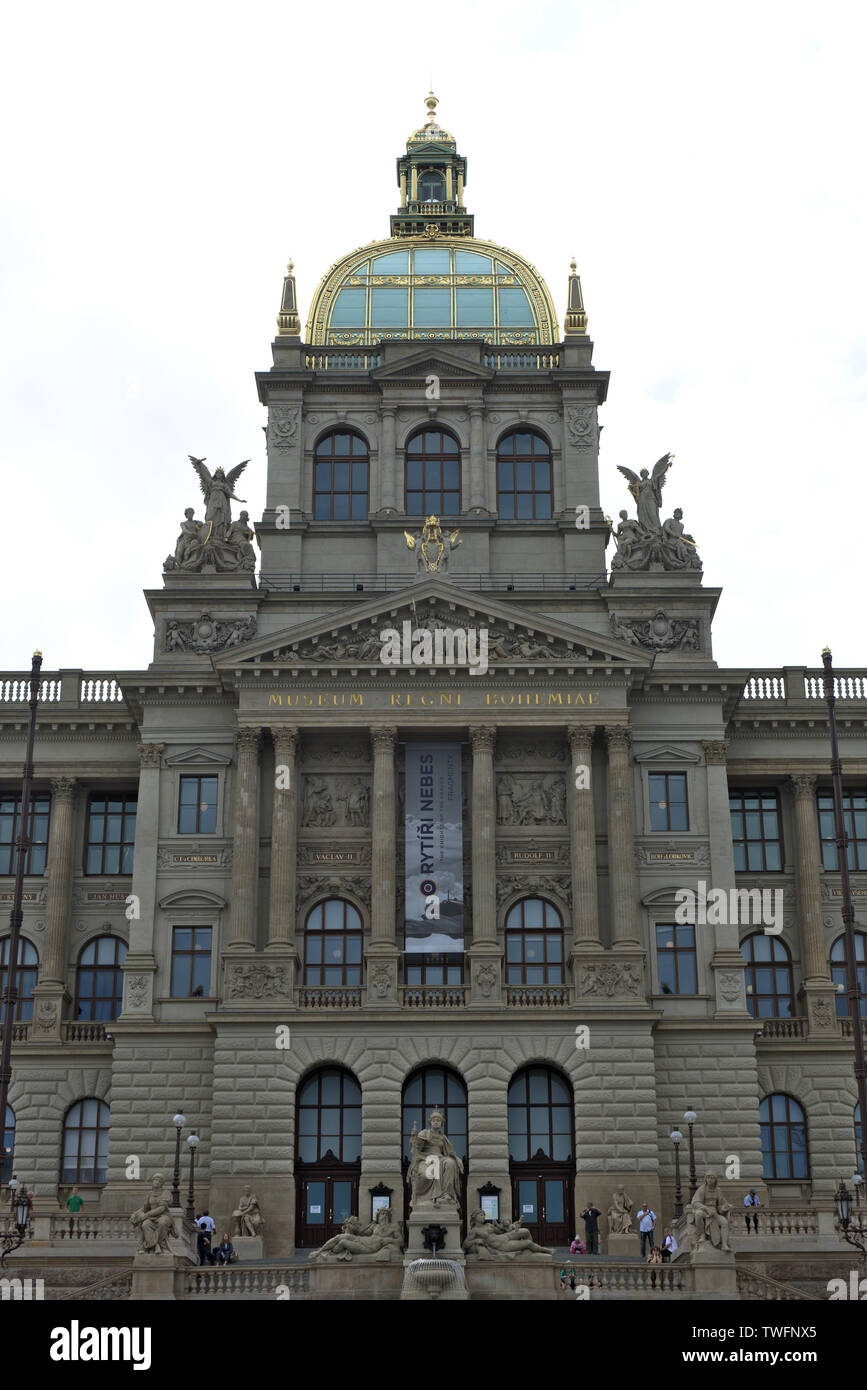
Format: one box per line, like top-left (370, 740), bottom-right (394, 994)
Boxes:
top-left (633, 744), bottom-right (701, 764)
top-left (370, 346), bottom-right (493, 384)
top-left (214, 578), bottom-right (651, 672)
top-left (163, 745), bottom-right (233, 767)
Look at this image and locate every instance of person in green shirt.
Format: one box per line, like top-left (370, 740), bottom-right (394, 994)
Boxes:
top-left (66, 1186), bottom-right (83, 1234)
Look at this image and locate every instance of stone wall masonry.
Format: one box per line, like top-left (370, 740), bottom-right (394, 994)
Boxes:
top-left (8, 1060), bottom-right (112, 1197)
top-left (654, 1031), bottom-right (765, 1188)
top-left (759, 1057), bottom-right (861, 1194)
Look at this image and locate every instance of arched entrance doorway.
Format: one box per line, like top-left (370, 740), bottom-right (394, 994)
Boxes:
top-left (401, 1065), bottom-right (468, 1229)
top-left (295, 1067), bottom-right (362, 1247)
top-left (508, 1065), bottom-right (574, 1246)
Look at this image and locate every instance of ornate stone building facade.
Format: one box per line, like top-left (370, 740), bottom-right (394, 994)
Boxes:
top-left (1, 98), bottom-right (865, 1281)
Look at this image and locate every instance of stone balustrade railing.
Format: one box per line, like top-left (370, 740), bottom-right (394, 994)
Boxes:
top-left (402, 986), bottom-right (469, 1008)
top-left (183, 1265), bottom-right (311, 1299)
top-left (506, 986), bottom-right (571, 1007)
top-left (740, 668), bottom-right (867, 705)
top-left (297, 987), bottom-right (362, 1009)
top-left (0, 671), bottom-right (124, 706)
top-left (764, 1209), bottom-right (819, 1236)
top-left (736, 1268), bottom-right (821, 1300)
top-left (559, 1260), bottom-right (688, 1294)
top-left (49, 1214), bottom-right (133, 1241)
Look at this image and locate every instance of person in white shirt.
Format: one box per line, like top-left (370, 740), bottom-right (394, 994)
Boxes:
top-left (662, 1228), bottom-right (678, 1262)
top-left (636, 1202), bottom-right (657, 1258)
top-left (743, 1189), bottom-right (761, 1233)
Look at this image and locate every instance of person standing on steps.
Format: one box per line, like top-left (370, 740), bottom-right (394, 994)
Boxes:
top-left (579, 1199), bottom-right (602, 1255)
top-left (636, 1200), bottom-right (657, 1258)
top-left (743, 1189), bottom-right (761, 1233)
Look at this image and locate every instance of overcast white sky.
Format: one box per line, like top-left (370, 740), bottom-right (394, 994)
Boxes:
top-left (2, 0), bottom-right (864, 674)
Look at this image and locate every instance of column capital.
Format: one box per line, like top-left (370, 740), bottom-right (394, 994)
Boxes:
top-left (380, 404), bottom-right (396, 418)
top-left (568, 725), bottom-right (595, 755)
top-left (138, 743), bottom-right (165, 769)
top-left (49, 776), bottom-right (78, 802)
top-left (235, 726), bottom-right (262, 753)
top-left (702, 740), bottom-right (728, 766)
top-left (468, 403), bottom-right (484, 418)
top-left (371, 726), bottom-right (397, 753)
top-left (789, 773), bottom-right (817, 797)
top-left (603, 725), bottom-right (631, 751)
top-left (468, 724), bottom-right (496, 754)
top-left (271, 726), bottom-right (299, 756)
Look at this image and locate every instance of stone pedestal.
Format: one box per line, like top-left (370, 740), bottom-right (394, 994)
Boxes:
top-left (232, 1235), bottom-right (264, 1261)
top-left (689, 1244), bottom-right (739, 1299)
top-left (405, 1205), bottom-right (464, 1262)
top-left (605, 1232), bottom-right (637, 1259)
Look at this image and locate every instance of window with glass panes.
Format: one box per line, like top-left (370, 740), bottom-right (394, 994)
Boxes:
top-left (178, 776), bottom-right (218, 834)
top-left (760, 1094), bottom-right (808, 1179)
top-left (1, 1105), bottom-right (13, 1184)
top-left (75, 936), bottom-right (128, 1022)
top-left (402, 1067), bottom-right (467, 1163)
top-left (405, 429), bottom-right (460, 514)
top-left (497, 431), bottom-right (552, 519)
top-left (649, 773), bottom-right (688, 831)
top-left (85, 795), bottom-right (136, 874)
top-left (656, 923), bottom-right (698, 994)
top-left (507, 1067), bottom-right (572, 1162)
top-left (730, 790), bottom-right (782, 871)
top-left (419, 171), bottom-right (445, 201)
top-left (0, 793), bottom-right (50, 875)
top-left (62, 1098), bottom-right (110, 1184)
top-left (831, 932), bottom-right (867, 1018)
top-left (170, 927), bottom-right (212, 996)
top-left (0, 937), bottom-right (38, 1022)
top-left (313, 431), bottom-right (369, 520)
top-left (505, 898), bottom-right (563, 984)
top-left (304, 900), bottom-right (362, 986)
top-left (740, 933), bottom-right (794, 1018)
top-left (818, 789), bottom-right (867, 870)
top-left (405, 953), bottom-right (463, 987)
top-left (296, 1068), bottom-right (361, 1163)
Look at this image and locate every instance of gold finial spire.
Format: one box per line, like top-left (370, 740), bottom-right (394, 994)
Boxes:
top-left (425, 90), bottom-right (438, 127)
top-left (569, 256), bottom-right (577, 274)
top-left (287, 258), bottom-right (294, 275)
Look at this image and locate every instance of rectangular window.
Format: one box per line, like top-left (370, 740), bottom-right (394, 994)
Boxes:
top-left (405, 953), bottom-right (463, 987)
top-left (178, 776), bottom-right (218, 834)
top-left (656, 923), bottom-right (697, 995)
top-left (818, 789), bottom-right (867, 871)
top-left (370, 288), bottom-right (408, 327)
top-left (649, 772), bottom-right (688, 832)
top-left (85, 794), bottom-right (137, 875)
top-left (730, 789), bottom-right (783, 872)
top-left (455, 287), bottom-right (493, 326)
top-left (0, 794), bottom-right (50, 875)
top-left (170, 926), bottom-right (212, 997)
top-left (413, 288), bottom-right (451, 327)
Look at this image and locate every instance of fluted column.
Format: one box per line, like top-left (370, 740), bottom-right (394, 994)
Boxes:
top-left (370, 727), bottom-right (397, 944)
top-left (469, 405), bottom-right (485, 510)
top-left (470, 726), bottom-right (497, 944)
top-left (567, 728), bottom-right (600, 947)
top-left (267, 727), bottom-right (298, 950)
top-left (789, 774), bottom-right (832, 981)
top-left (379, 407), bottom-right (397, 511)
top-left (604, 726), bottom-right (640, 946)
top-left (119, 743), bottom-right (164, 1021)
top-left (39, 777), bottom-right (78, 985)
top-left (227, 728), bottom-right (262, 951)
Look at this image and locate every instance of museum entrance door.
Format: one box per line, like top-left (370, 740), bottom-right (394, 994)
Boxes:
top-left (510, 1168), bottom-right (573, 1247)
top-left (294, 1067), bottom-right (362, 1248)
top-left (296, 1160), bottom-right (360, 1247)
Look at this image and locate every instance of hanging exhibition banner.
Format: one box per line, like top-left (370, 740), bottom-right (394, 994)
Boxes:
top-left (404, 742), bottom-right (464, 953)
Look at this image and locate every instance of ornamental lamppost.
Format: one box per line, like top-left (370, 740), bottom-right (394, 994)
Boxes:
top-left (185, 1134), bottom-right (200, 1222)
top-left (1, 1173), bottom-right (31, 1267)
top-left (670, 1128), bottom-right (684, 1217)
top-left (170, 1113), bottom-right (186, 1208)
top-left (834, 1176), bottom-right (867, 1269)
top-left (822, 649), bottom-right (867, 1188)
top-left (683, 1108), bottom-right (698, 1202)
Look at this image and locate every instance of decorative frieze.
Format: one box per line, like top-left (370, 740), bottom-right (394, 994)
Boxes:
top-left (301, 775), bottom-right (370, 828)
top-left (225, 961), bottom-right (291, 1000)
top-left (575, 959), bottom-right (643, 999)
top-left (495, 774), bottom-right (566, 825)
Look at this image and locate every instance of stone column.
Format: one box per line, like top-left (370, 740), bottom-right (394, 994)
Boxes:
top-left (468, 405), bottom-right (485, 510)
top-left (603, 726), bottom-right (641, 947)
top-left (120, 743), bottom-right (164, 1022)
top-left (703, 740), bottom-right (748, 1016)
top-left (468, 725), bottom-right (502, 1004)
top-left (379, 407), bottom-right (397, 511)
top-left (366, 727), bottom-right (399, 1005)
top-left (410, 166), bottom-right (418, 201)
top-left (399, 171), bottom-right (407, 208)
top-left (227, 728), bottom-right (262, 952)
top-left (267, 728), bottom-right (298, 951)
top-left (790, 774), bottom-right (837, 1034)
top-left (445, 165), bottom-right (453, 202)
top-left (30, 777), bottom-right (78, 1040)
top-left (567, 728), bottom-right (600, 948)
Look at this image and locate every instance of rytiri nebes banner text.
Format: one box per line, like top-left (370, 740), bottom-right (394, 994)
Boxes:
top-left (404, 742), bottom-right (464, 953)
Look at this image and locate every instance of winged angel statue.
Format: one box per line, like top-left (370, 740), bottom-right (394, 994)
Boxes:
top-left (163, 457), bottom-right (257, 574)
top-left (606, 452), bottom-right (701, 572)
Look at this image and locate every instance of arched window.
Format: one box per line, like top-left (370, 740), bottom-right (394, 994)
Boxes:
top-left (505, 898), bottom-right (564, 985)
top-left (831, 932), bottom-right (867, 1018)
top-left (402, 1066), bottom-right (467, 1166)
top-left (62, 1099), bottom-right (110, 1184)
top-left (2, 1105), bottom-right (14, 1184)
top-left (295, 1067), bottom-right (362, 1247)
top-left (497, 430), bottom-right (552, 519)
top-left (304, 900), bottom-right (363, 987)
top-left (740, 933), bottom-right (794, 1018)
top-left (856, 1102), bottom-right (863, 1176)
top-left (507, 1066), bottom-right (574, 1246)
top-left (313, 431), bottom-right (369, 520)
top-left (759, 1094), bottom-right (808, 1180)
top-left (75, 936), bottom-right (128, 1022)
top-left (419, 171), bottom-right (445, 202)
top-left (0, 938), bottom-right (38, 1022)
top-left (405, 429), bottom-right (460, 515)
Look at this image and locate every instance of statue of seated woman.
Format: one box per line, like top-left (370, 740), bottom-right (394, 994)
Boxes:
top-left (130, 1175), bottom-right (177, 1254)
